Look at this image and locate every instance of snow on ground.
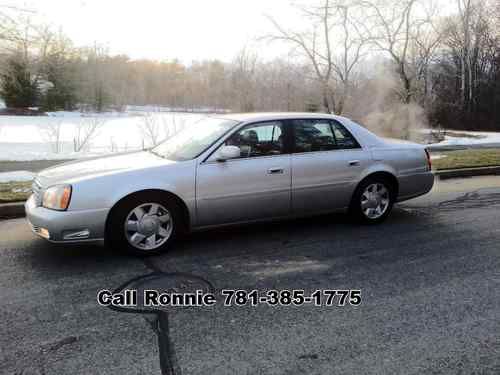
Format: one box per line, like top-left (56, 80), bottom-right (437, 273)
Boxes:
top-left (46, 110), bottom-right (136, 118)
top-left (0, 111), bottom-right (204, 161)
top-left (0, 142), bottom-right (110, 161)
top-left (430, 154), bottom-right (447, 160)
top-left (0, 111), bottom-right (499, 162)
top-left (435, 131), bottom-right (500, 147)
top-left (422, 129), bottom-right (500, 147)
top-left (0, 171), bottom-right (35, 183)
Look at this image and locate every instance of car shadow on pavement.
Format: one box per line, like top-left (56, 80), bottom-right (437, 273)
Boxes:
top-left (19, 206), bottom-right (434, 270)
top-left (144, 206), bottom-right (449, 289)
top-left (16, 237), bottom-right (149, 288)
top-left (165, 206), bottom-right (433, 260)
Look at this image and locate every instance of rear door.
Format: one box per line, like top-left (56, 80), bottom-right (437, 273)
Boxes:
top-left (290, 119), bottom-right (369, 214)
top-left (196, 121), bottom-right (292, 226)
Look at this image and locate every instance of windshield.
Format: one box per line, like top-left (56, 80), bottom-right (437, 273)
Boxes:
top-left (152, 117), bottom-right (238, 161)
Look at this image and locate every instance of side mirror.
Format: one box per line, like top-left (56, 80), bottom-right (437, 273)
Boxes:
top-left (216, 145), bottom-right (240, 161)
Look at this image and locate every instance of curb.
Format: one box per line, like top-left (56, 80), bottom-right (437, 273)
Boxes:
top-left (435, 166), bottom-right (500, 180)
top-left (1, 166), bottom-right (500, 220)
top-left (0, 202), bottom-right (25, 220)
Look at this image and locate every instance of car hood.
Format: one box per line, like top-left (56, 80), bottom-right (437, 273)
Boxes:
top-left (36, 151), bottom-right (172, 187)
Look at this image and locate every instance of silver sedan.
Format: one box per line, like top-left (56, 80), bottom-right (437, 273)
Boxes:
top-left (25, 113), bottom-right (434, 255)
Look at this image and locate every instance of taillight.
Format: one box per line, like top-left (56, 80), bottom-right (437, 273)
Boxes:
top-left (424, 149), bottom-right (432, 171)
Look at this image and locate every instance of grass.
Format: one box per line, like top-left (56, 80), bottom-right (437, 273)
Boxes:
top-left (431, 148), bottom-right (500, 170)
top-left (0, 181), bottom-right (32, 203)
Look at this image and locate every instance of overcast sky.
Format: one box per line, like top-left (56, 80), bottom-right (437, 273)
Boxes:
top-left (6, 0), bottom-right (302, 62)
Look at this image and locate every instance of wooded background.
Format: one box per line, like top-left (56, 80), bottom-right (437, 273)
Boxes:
top-left (0, 0), bottom-right (499, 133)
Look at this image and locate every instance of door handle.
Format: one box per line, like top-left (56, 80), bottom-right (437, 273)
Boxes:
top-left (348, 160), bottom-right (360, 166)
top-left (268, 167), bottom-right (284, 174)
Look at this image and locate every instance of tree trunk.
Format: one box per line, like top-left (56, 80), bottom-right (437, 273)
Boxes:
top-left (399, 62), bottom-right (412, 104)
top-left (322, 83), bottom-right (331, 113)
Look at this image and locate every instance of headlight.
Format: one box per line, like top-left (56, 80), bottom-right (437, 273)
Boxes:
top-left (42, 185), bottom-right (72, 211)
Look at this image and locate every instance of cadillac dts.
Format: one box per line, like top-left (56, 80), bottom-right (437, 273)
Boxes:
top-left (25, 113), bottom-right (434, 255)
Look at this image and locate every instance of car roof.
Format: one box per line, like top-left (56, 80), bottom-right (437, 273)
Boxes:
top-left (207, 112), bottom-right (388, 149)
top-left (210, 112), bottom-right (350, 123)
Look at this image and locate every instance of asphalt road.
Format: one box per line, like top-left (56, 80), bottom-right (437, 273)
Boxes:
top-left (1, 177), bottom-right (500, 375)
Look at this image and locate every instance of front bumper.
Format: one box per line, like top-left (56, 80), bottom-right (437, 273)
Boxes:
top-left (25, 195), bottom-right (109, 243)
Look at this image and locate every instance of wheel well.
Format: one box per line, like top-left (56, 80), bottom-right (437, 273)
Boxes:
top-left (105, 189), bottom-right (190, 235)
top-left (355, 172), bottom-right (399, 198)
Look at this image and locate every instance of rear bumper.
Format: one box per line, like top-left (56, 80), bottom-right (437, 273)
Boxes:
top-left (397, 171), bottom-right (434, 202)
top-left (25, 195), bottom-right (109, 243)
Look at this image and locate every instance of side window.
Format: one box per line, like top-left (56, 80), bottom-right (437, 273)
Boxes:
top-left (331, 121), bottom-right (360, 149)
top-left (292, 119), bottom-right (336, 153)
top-left (222, 121), bottom-right (284, 159)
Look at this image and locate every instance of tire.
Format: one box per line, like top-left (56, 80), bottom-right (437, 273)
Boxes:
top-left (106, 192), bottom-right (182, 256)
top-left (349, 176), bottom-right (395, 224)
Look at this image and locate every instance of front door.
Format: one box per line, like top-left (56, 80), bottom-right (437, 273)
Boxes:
top-left (196, 121), bottom-right (291, 226)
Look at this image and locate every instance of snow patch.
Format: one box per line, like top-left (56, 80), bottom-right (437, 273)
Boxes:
top-left (0, 112), bottom-right (203, 161)
top-left (430, 130), bottom-right (500, 147)
top-left (436, 137), bottom-right (499, 147)
top-left (430, 154), bottom-right (447, 160)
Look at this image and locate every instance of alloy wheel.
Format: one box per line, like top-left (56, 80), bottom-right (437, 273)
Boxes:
top-left (360, 183), bottom-right (390, 220)
top-left (124, 203), bottom-right (173, 251)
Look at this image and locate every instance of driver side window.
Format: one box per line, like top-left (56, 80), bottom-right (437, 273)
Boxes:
top-left (219, 121), bottom-right (284, 159)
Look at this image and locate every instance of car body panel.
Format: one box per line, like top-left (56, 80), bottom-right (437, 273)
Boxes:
top-left (25, 113), bottom-right (435, 244)
top-left (25, 194), bottom-right (109, 242)
top-left (196, 154), bottom-right (291, 226)
top-left (35, 151), bottom-right (169, 187)
top-left (66, 159), bottom-right (197, 212)
top-left (291, 148), bottom-right (370, 213)
top-left (396, 171), bottom-right (434, 201)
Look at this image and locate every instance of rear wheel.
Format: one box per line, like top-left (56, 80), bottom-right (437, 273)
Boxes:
top-left (107, 193), bottom-right (181, 255)
top-left (350, 176), bottom-right (395, 224)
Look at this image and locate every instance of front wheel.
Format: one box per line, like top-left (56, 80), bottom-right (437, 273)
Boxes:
top-left (106, 194), bottom-right (181, 255)
top-left (350, 177), bottom-right (395, 224)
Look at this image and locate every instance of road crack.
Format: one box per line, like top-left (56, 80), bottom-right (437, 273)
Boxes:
top-left (108, 255), bottom-right (214, 375)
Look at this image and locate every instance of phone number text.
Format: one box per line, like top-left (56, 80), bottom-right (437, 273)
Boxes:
top-left (221, 289), bottom-right (361, 306)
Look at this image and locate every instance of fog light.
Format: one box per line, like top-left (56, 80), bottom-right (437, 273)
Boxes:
top-left (63, 229), bottom-right (90, 240)
top-left (39, 228), bottom-right (50, 239)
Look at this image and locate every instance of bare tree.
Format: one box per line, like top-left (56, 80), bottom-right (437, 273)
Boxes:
top-left (357, 0), bottom-right (424, 104)
top-left (231, 48), bottom-right (258, 112)
top-left (411, 0), bottom-right (447, 106)
top-left (267, 1), bottom-right (335, 113)
top-left (73, 117), bottom-right (103, 152)
top-left (266, 0), bottom-right (369, 114)
top-left (0, 9), bottom-right (17, 46)
top-left (0, 5), bottom-right (36, 49)
top-left (330, 3), bottom-right (369, 113)
top-left (138, 113), bottom-right (162, 147)
top-left (39, 120), bottom-right (63, 153)
top-left (456, 0), bottom-right (473, 110)
top-left (449, 0), bottom-right (492, 112)
top-left (169, 113), bottom-right (188, 137)
top-left (440, 0), bottom-right (494, 115)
